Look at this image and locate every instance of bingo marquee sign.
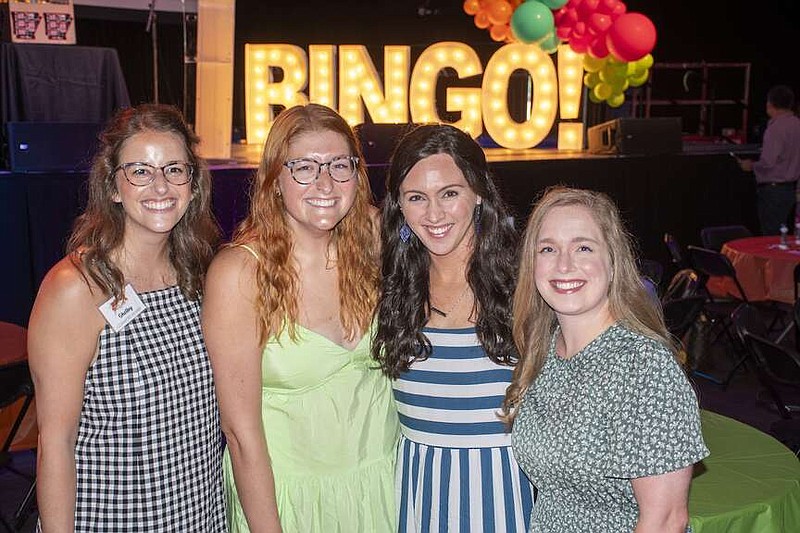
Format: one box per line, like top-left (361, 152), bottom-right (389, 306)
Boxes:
top-left (244, 42), bottom-right (586, 151)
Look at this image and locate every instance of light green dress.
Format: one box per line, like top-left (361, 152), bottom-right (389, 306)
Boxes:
top-left (222, 324), bottom-right (399, 532)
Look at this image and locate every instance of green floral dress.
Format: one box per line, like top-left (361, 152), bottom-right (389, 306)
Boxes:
top-left (512, 323), bottom-right (709, 532)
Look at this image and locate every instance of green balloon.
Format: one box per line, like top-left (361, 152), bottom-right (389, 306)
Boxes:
top-left (588, 91), bottom-right (603, 104)
top-left (539, 32), bottom-right (561, 54)
top-left (599, 65), bottom-right (626, 84)
top-left (539, 0), bottom-right (569, 8)
top-left (510, 1), bottom-right (555, 45)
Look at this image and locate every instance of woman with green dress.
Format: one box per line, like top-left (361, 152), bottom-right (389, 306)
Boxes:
top-left (202, 104), bottom-right (399, 532)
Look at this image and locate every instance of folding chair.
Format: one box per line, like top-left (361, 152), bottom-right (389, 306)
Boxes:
top-left (661, 268), bottom-right (701, 302)
top-left (700, 224), bottom-right (753, 252)
top-left (732, 303), bottom-right (800, 419)
top-left (664, 232), bottom-right (689, 270)
top-left (686, 245), bottom-right (752, 387)
top-left (662, 295), bottom-right (707, 369)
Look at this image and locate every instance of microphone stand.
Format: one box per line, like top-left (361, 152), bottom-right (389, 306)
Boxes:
top-left (146, 1), bottom-right (159, 104)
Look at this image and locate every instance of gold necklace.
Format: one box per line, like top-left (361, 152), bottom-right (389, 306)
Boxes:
top-left (430, 285), bottom-right (471, 318)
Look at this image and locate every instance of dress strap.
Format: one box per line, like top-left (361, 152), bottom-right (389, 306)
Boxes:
top-left (235, 243), bottom-right (260, 260)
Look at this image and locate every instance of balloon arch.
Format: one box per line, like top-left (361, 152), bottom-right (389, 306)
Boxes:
top-left (463, 0), bottom-right (657, 108)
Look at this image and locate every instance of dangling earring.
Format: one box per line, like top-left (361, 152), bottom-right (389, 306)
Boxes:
top-left (399, 222), bottom-right (412, 243)
top-left (473, 203), bottom-right (483, 235)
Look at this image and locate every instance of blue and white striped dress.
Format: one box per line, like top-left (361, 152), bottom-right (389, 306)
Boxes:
top-left (394, 327), bottom-right (534, 532)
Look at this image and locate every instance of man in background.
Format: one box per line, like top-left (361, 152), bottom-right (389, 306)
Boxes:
top-left (738, 85), bottom-right (800, 235)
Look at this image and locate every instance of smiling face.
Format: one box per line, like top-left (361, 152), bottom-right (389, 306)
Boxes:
top-left (112, 130), bottom-right (193, 241)
top-left (398, 153), bottom-right (481, 259)
top-left (278, 129), bottom-right (358, 237)
top-left (534, 204), bottom-right (614, 328)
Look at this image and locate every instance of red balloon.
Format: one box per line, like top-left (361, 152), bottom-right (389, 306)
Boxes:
top-left (606, 12), bottom-right (656, 62)
top-left (556, 25), bottom-right (573, 41)
top-left (577, 0), bottom-right (599, 19)
top-left (561, 7), bottom-right (579, 25)
top-left (569, 34), bottom-right (590, 53)
top-left (611, 2), bottom-right (626, 18)
top-left (588, 36), bottom-right (610, 58)
top-left (589, 13), bottom-right (612, 34)
top-left (596, 0), bottom-right (621, 15)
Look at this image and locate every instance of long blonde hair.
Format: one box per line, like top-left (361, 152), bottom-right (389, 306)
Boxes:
top-left (233, 104), bottom-right (378, 344)
top-left (501, 186), bottom-right (672, 424)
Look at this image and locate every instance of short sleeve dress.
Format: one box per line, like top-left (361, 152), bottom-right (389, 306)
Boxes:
top-left (511, 323), bottom-right (709, 532)
top-left (222, 324), bottom-right (400, 532)
top-left (46, 286), bottom-right (227, 532)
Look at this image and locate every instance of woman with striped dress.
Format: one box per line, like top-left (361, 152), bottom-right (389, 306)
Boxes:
top-left (372, 124), bottom-right (534, 532)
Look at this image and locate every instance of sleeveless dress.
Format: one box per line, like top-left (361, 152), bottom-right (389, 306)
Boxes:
top-left (222, 324), bottom-right (400, 532)
top-left (45, 286), bottom-right (227, 532)
top-left (393, 327), bottom-right (534, 532)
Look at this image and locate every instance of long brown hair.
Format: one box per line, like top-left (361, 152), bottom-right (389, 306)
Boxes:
top-left (68, 103), bottom-right (219, 302)
top-left (233, 104), bottom-right (378, 344)
top-left (501, 186), bottom-right (672, 424)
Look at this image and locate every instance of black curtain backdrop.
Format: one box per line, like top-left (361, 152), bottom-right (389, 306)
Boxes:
top-left (67, 2), bottom-right (799, 142)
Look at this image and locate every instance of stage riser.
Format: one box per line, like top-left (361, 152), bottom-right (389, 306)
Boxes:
top-left (0, 152), bottom-right (756, 326)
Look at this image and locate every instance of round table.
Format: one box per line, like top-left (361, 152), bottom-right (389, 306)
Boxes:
top-left (709, 235), bottom-right (800, 304)
top-left (0, 322), bottom-right (36, 451)
top-left (689, 410), bottom-right (800, 532)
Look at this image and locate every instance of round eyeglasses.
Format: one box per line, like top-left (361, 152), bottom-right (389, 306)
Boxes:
top-left (283, 156), bottom-right (359, 185)
top-left (115, 162), bottom-right (195, 187)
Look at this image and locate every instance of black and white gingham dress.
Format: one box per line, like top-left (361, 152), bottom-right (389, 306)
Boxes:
top-left (65, 286), bottom-right (225, 531)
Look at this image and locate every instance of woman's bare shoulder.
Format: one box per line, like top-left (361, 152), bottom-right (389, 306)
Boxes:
top-left (37, 255), bottom-right (107, 309)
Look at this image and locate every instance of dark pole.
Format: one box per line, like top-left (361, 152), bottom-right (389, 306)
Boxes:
top-left (182, 0), bottom-right (197, 126)
top-left (146, 1), bottom-right (159, 104)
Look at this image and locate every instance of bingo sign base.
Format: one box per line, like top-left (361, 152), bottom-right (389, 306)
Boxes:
top-left (4, 0), bottom-right (76, 45)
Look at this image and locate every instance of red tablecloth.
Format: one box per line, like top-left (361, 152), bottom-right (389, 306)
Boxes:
top-left (708, 236), bottom-right (800, 304)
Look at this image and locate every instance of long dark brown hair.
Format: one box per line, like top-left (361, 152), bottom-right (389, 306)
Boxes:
top-left (372, 124), bottom-right (519, 378)
top-left (68, 103), bottom-right (220, 302)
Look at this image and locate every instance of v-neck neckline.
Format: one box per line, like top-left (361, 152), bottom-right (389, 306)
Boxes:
top-left (295, 323), bottom-right (369, 353)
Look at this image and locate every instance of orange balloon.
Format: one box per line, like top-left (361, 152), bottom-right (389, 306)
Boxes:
top-left (490, 23), bottom-right (511, 42)
top-left (487, 0), bottom-right (513, 26)
top-left (463, 0), bottom-right (481, 16)
top-left (475, 11), bottom-right (492, 29)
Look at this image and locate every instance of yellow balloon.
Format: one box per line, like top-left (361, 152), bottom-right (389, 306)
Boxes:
top-left (638, 54), bottom-right (654, 70)
top-left (593, 82), bottom-right (612, 101)
top-left (584, 71), bottom-right (601, 88)
top-left (583, 55), bottom-right (607, 73)
top-left (607, 93), bottom-right (626, 108)
top-left (628, 70), bottom-right (650, 87)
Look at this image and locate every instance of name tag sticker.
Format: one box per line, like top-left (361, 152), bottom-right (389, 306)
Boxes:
top-left (98, 284), bottom-right (147, 332)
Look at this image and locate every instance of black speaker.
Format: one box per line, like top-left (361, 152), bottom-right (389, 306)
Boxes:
top-left (588, 117), bottom-right (682, 155)
top-left (355, 123), bottom-right (414, 166)
top-left (6, 122), bottom-right (104, 172)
